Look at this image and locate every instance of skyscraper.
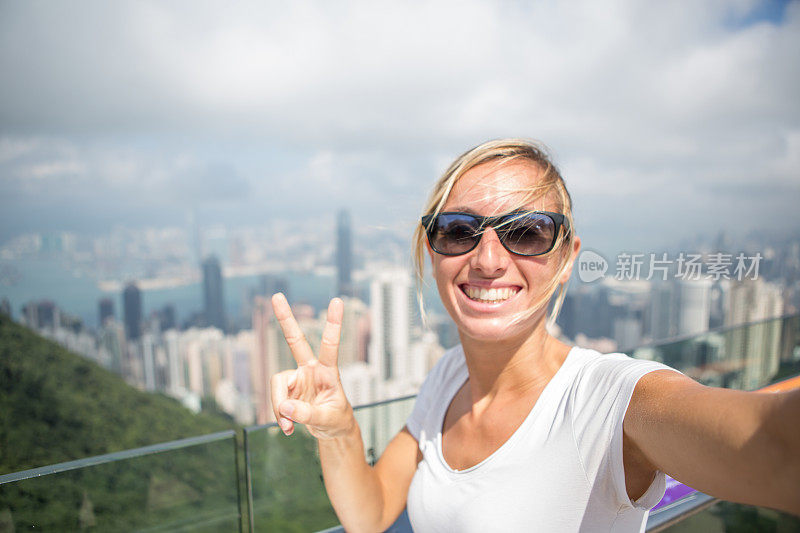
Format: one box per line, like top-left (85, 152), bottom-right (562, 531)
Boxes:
top-left (252, 295), bottom-right (274, 425)
top-left (336, 209), bottom-right (353, 297)
top-left (725, 279), bottom-right (784, 389)
top-left (99, 321), bottom-right (125, 374)
top-left (676, 279), bottom-right (711, 337)
top-left (123, 282), bottom-right (142, 341)
top-left (98, 298), bottom-right (114, 326)
top-left (202, 255), bottom-right (226, 332)
top-left (647, 278), bottom-right (712, 342)
top-left (339, 297), bottom-right (369, 367)
top-left (158, 304), bottom-right (177, 331)
top-left (369, 268), bottom-right (415, 382)
top-left (22, 300), bottom-right (58, 330)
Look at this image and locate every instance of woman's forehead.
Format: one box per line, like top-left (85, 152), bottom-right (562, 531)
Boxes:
top-left (444, 160), bottom-right (556, 213)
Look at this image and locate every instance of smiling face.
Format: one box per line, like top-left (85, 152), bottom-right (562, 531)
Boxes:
top-left (429, 159), bottom-right (577, 344)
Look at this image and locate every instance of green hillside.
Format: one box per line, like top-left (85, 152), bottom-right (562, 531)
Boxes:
top-left (0, 313), bottom-right (247, 530)
top-left (0, 313), bottom-right (234, 474)
top-left (0, 314), bottom-right (343, 531)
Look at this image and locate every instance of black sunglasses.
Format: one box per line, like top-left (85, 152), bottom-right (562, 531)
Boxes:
top-left (421, 210), bottom-right (570, 257)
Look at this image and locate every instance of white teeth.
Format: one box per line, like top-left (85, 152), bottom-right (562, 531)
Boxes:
top-left (464, 286), bottom-right (518, 303)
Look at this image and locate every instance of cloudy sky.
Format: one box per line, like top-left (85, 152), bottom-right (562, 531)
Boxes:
top-left (1, 0), bottom-right (798, 255)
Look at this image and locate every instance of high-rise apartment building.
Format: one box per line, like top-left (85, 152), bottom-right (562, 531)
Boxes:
top-left (336, 209), bottom-right (353, 297)
top-left (647, 279), bottom-right (711, 342)
top-left (163, 329), bottom-right (183, 395)
top-left (98, 298), bottom-right (114, 326)
top-left (252, 295), bottom-right (275, 425)
top-left (339, 297), bottom-right (370, 367)
top-left (202, 255), bottom-right (226, 332)
top-left (725, 279), bottom-right (784, 389)
top-left (648, 280), bottom-right (677, 341)
top-left (149, 304), bottom-right (177, 332)
top-left (99, 320), bottom-right (125, 374)
top-left (123, 282), bottom-right (142, 341)
top-left (676, 279), bottom-right (711, 337)
top-left (605, 279), bottom-right (650, 350)
top-left (369, 268), bottom-right (416, 383)
top-left (22, 300), bottom-right (59, 330)
top-left (141, 331), bottom-right (158, 391)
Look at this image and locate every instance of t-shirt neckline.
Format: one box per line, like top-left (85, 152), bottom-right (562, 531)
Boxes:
top-left (436, 345), bottom-right (579, 476)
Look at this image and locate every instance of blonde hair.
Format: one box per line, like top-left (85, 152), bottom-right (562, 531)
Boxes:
top-left (413, 138), bottom-right (576, 332)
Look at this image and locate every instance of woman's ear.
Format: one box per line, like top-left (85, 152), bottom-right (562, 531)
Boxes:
top-left (559, 235), bottom-right (581, 285)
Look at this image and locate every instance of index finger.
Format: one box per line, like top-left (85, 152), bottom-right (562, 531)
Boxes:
top-left (318, 298), bottom-right (343, 367)
top-left (271, 292), bottom-right (315, 365)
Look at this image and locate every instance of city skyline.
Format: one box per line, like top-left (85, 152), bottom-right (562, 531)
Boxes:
top-left (3, 217), bottom-right (800, 330)
top-left (6, 177), bottom-right (797, 426)
top-left (11, 255), bottom-right (794, 426)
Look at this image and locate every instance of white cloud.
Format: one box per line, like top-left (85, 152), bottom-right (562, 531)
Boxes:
top-left (0, 0), bottom-right (798, 250)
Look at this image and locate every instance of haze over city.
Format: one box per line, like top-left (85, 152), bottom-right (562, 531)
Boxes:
top-left (2, 0), bottom-right (799, 256)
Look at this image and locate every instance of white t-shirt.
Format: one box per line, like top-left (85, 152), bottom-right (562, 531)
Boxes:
top-left (405, 345), bottom-right (680, 532)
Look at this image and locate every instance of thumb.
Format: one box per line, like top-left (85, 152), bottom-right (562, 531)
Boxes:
top-left (279, 399), bottom-right (314, 425)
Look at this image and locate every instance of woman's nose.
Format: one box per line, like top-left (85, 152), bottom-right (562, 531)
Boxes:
top-left (469, 227), bottom-right (510, 275)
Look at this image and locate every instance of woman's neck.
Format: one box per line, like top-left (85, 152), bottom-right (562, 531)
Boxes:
top-left (458, 320), bottom-right (571, 403)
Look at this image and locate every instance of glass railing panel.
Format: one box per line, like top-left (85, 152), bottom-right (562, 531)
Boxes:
top-left (4, 317), bottom-right (792, 531)
top-left (243, 423), bottom-right (337, 532)
top-left (353, 396), bottom-right (415, 467)
top-left (630, 315), bottom-right (800, 390)
top-left (640, 314), bottom-right (800, 529)
top-left (243, 395), bottom-right (416, 532)
top-left (0, 431), bottom-right (241, 532)
top-left (657, 500), bottom-right (800, 532)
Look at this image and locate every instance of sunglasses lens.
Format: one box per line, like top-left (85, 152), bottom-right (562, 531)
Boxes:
top-left (429, 213), bottom-right (481, 254)
top-left (497, 213), bottom-right (556, 255)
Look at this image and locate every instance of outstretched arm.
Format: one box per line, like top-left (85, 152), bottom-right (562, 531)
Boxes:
top-left (624, 370), bottom-right (800, 515)
top-left (270, 294), bottom-right (420, 532)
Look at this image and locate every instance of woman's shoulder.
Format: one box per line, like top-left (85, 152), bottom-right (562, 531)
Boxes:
top-left (425, 343), bottom-right (468, 384)
top-left (566, 345), bottom-right (676, 383)
top-left (406, 344), bottom-right (468, 439)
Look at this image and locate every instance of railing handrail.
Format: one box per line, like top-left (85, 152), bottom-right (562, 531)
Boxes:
top-left (242, 394), bottom-right (417, 434)
top-left (646, 492), bottom-right (716, 531)
top-left (621, 312), bottom-right (797, 353)
top-left (0, 429), bottom-right (236, 485)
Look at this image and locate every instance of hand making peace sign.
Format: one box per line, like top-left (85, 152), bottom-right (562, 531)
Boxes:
top-left (270, 293), bottom-right (356, 439)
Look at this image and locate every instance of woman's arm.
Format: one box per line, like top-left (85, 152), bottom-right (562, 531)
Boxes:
top-left (317, 425), bottom-right (421, 532)
top-left (270, 294), bottom-right (420, 532)
top-left (624, 369), bottom-right (800, 515)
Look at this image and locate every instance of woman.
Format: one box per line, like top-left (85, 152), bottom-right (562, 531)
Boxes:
top-left (270, 139), bottom-right (800, 532)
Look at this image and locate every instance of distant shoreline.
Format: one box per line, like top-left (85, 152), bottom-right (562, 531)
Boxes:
top-left (97, 276), bottom-right (199, 292)
top-left (95, 263), bottom-right (332, 292)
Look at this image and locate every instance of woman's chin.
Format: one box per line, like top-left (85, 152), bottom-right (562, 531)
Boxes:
top-left (455, 316), bottom-right (527, 344)
top-left (440, 286), bottom-right (541, 343)
top-left (451, 298), bottom-right (543, 344)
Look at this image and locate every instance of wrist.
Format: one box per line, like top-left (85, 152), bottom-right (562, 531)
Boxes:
top-left (320, 407), bottom-right (359, 442)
